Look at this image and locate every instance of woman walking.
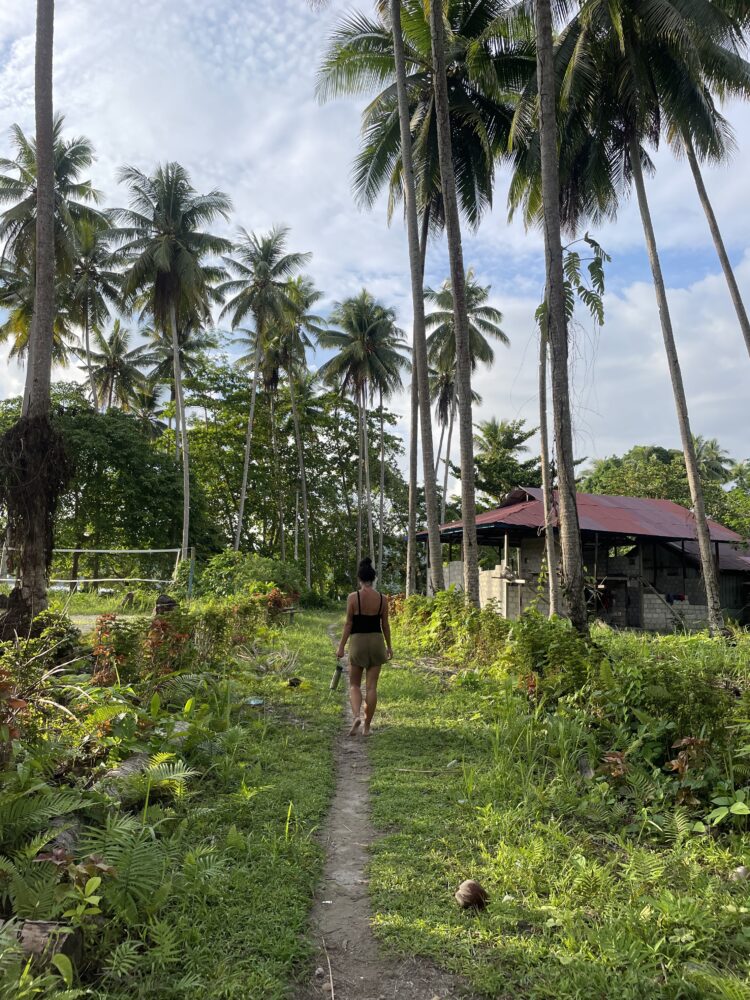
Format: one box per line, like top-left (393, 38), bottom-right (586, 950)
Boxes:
top-left (336, 557), bottom-right (392, 735)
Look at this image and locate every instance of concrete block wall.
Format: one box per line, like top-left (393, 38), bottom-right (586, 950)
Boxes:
top-left (642, 592), bottom-right (709, 631)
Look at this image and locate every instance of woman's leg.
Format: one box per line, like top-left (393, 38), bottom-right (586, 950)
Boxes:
top-left (348, 663), bottom-right (364, 735)
top-left (363, 665), bottom-right (381, 734)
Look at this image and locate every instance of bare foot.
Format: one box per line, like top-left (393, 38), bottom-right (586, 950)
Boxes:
top-left (348, 717), bottom-right (362, 737)
top-left (362, 724), bottom-right (371, 736)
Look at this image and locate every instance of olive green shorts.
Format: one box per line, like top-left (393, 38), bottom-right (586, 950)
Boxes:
top-left (349, 633), bottom-right (388, 669)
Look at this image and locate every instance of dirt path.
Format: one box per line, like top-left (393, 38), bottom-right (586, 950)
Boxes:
top-left (298, 656), bottom-right (478, 1000)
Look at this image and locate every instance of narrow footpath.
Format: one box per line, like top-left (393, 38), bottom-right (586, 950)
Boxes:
top-left (298, 640), bottom-right (478, 1000)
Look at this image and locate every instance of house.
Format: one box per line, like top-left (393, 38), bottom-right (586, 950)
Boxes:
top-left (418, 487), bottom-right (750, 630)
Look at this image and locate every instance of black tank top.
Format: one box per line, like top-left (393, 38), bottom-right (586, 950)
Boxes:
top-left (351, 591), bottom-right (383, 634)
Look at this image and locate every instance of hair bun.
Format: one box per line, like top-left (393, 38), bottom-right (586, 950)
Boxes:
top-left (361, 556), bottom-right (373, 566)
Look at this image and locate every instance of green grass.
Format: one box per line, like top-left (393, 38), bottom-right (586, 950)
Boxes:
top-left (92, 610), bottom-right (343, 1000)
top-left (366, 659), bottom-right (750, 1000)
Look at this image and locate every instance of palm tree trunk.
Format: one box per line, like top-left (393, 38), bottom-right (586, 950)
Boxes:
top-left (684, 135), bottom-right (750, 361)
top-left (233, 334), bottom-right (262, 551)
top-left (534, 0), bottom-right (587, 632)
top-left (356, 388), bottom-right (364, 568)
top-left (84, 311), bottom-right (97, 408)
top-left (406, 203), bottom-right (431, 597)
top-left (295, 494), bottom-right (300, 562)
top-left (10, 0), bottom-right (57, 621)
top-left (441, 401), bottom-right (455, 524)
top-left (390, 0), bottom-right (444, 594)
top-left (270, 391), bottom-right (285, 561)
top-left (362, 383), bottom-right (375, 559)
top-left (288, 373), bottom-right (311, 588)
top-left (428, 0), bottom-right (479, 606)
top-left (434, 420), bottom-right (446, 477)
top-left (538, 322), bottom-right (560, 616)
top-left (629, 136), bottom-right (724, 634)
top-left (170, 304), bottom-right (190, 560)
top-left (174, 389), bottom-right (181, 460)
top-left (378, 386), bottom-right (385, 581)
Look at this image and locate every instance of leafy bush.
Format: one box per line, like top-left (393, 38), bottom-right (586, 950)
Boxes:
top-left (192, 551), bottom-right (304, 600)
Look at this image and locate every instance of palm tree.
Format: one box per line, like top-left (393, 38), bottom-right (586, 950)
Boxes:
top-left (426, 0), bottom-right (483, 605)
top-left (114, 162), bottom-right (232, 559)
top-left (539, 0), bottom-right (736, 633)
top-left (425, 269), bottom-right (509, 371)
top-left (0, 0), bottom-right (59, 622)
top-left (425, 270), bottom-right (507, 524)
top-left (317, 0), bottom-right (530, 595)
top-left (0, 257), bottom-right (77, 364)
top-left (220, 226), bottom-right (310, 551)
top-left (429, 360), bottom-right (481, 522)
top-left (87, 320), bottom-right (153, 411)
top-left (528, 0), bottom-right (588, 632)
top-left (69, 216), bottom-right (122, 406)
top-left (693, 435), bottom-right (733, 483)
top-left (0, 115), bottom-right (103, 274)
top-left (319, 290), bottom-right (407, 569)
top-left (273, 276), bottom-right (326, 588)
top-left (130, 380), bottom-right (167, 439)
top-left (146, 321), bottom-right (217, 454)
top-left (236, 325), bottom-right (289, 560)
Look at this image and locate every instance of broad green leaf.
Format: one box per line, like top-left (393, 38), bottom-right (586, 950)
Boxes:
top-left (52, 953), bottom-right (74, 987)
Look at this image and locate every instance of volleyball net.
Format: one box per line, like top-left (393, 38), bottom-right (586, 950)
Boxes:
top-left (0, 546), bottom-right (189, 595)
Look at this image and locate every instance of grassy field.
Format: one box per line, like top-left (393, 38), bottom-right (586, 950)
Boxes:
top-left (142, 611), bottom-right (342, 1000)
top-left (1, 610), bottom-right (344, 1000)
top-left (365, 653), bottom-right (750, 1000)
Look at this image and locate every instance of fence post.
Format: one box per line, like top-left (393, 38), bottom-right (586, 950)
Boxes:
top-left (187, 547), bottom-right (196, 600)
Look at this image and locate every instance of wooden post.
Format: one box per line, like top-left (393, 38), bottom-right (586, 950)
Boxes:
top-left (503, 532), bottom-right (509, 619)
top-left (681, 539), bottom-right (686, 596)
top-left (594, 532), bottom-right (598, 583)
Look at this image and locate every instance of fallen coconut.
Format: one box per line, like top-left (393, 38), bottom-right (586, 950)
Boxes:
top-left (454, 879), bottom-right (489, 910)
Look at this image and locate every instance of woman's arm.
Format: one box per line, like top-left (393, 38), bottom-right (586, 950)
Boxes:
top-left (381, 598), bottom-right (393, 658)
top-left (336, 595), bottom-right (354, 658)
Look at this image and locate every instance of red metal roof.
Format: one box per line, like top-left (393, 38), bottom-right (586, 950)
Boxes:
top-left (666, 540), bottom-right (750, 572)
top-left (433, 487), bottom-right (743, 543)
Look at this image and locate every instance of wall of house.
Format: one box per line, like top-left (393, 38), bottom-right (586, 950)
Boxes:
top-left (438, 536), bottom-right (746, 630)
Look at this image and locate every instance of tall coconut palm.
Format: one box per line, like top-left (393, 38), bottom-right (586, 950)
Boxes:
top-left (693, 435), bottom-right (733, 483)
top-left (146, 321), bottom-right (217, 454)
top-left (528, 0), bottom-right (588, 632)
top-left (317, 0), bottom-right (530, 595)
top-left (114, 162), bottom-right (231, 559)
top-left (69, 216), bottom-right (122, 406)
top-left (531, 0), bottom-right (740, 632)
top-left (426, 0), bottom-right (483, 605)
top-left (273, 275), bottom-right (326, 588)
top-left (373, 335), bottom-right (409, 582)
top-left (0, 0), bottom-right (60, 623)
top-left (426, 270), bottom-right (506, 521)
top-left (319, 290), bottom-right (407, 569)
top-left (0, 115), bottom-right (103, 275)
top-left (236, 325), bottom-right (290, 560)
top-left (220, 227), bottom-right (310, 551)
top-left (425, 269), bottom-right (509, 371)
top-left (86, 319), bottom-right (154, 411)
top-left (131, 380), bottom-right (167, 439)
top-left (429, 360), bottom-right (481, 522)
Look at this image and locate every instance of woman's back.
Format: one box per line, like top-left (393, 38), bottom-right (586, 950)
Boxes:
top-left (351, 588), bottom-right (382, 616)
top-left (350, 589), bottom-right (383, 634)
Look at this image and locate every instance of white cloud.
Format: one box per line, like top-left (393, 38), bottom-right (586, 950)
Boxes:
top-left (0, 0), bottom-right (748, 482)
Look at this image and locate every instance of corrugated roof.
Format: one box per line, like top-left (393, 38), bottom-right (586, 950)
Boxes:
top-left (431, 488), bottom-right (743, 543)
top-left (666, 540), bottom-right (750, 573)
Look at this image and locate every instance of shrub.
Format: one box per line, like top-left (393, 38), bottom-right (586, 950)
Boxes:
top-left (193, 551), bottom-right (304, 599)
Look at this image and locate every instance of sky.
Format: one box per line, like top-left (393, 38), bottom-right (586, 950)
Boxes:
top-left (0, 0), bottom-right (748, 482)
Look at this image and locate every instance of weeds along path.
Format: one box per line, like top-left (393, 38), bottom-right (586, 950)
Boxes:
top-left (297, 626), bottom-right (478, 1000)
